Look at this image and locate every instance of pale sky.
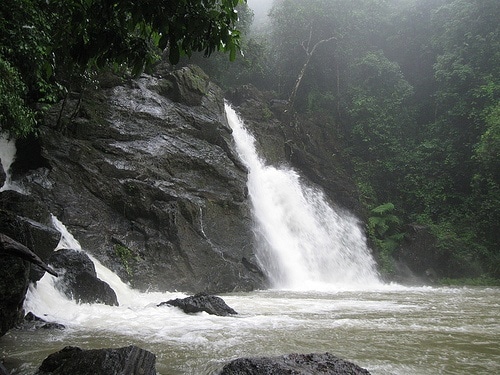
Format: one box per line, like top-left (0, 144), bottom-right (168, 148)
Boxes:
top-left (247, 0), bottom-right (273, 24)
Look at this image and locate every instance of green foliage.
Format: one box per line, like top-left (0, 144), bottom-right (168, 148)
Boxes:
top-left (47, 0), bottom-right (245, 71)
top-left (438, 276), bottom-right (500, 287)
top-left (474, 101), bottom-right (500, 173)
top-left (368, 203), bottom-right (405, 275)
top-left (307, 90), bottom-right (335, 113)
top-left (348, 50), bottom-right (415, 163)
top-left (0, 0), bottom-right (56, 136)
top-left (0, 0), bottom-right (247, 136)
top-left (184, 4), bottom-right (273, 90)
top-left (0, 57), bottom-right (36, 137)
top-left (261, 0), bottom-right (499, 280)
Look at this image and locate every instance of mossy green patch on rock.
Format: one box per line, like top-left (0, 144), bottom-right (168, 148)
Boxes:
top-left (164, 65), bottom-right (210, 106)
top-left (114, 243), bottom-right (135, 277)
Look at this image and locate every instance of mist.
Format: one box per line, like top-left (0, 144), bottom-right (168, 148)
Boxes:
top-left (247, 0), bottom-right (273, 27)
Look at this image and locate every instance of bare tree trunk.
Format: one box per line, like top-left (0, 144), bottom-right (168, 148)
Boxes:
top-left (288, 54), bottom-right (313, 106)
top-left (288, 31), bottom-right (336, 107)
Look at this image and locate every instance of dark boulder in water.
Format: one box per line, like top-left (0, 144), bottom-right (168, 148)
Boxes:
top-left (0, 233), bottom-right (58, 277)
top-left (0, 249), bottom-right (29, 338)
top-left (20, 312), bottom-right (65, 331)
top-left (158, 293), bottom-right (237, 316)
top-left (48, 249), bottom-right (118, 306)
top-left (0, 191), bottom-right (60, 282)
top-left (218, 352), bottom-right (371, 375)
top-left (0, 233), bottom-right (58, 337)
top-left (0, 166), bottom-right (5, 188)
top-left (35, 345), bottom-right (156, 375)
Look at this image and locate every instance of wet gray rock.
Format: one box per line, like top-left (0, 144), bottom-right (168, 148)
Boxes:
top-left (0, 233), bottom-right (57, 337)
top-left (15, 65), bottom-right (266, 293)
top-left (0, 189), bottom-right (60, 338)
top-left (159, 293), bottom-right (237, 316)
top-left (219, 352), bottom-right (371, 375)
top-left (0, 233), bottom-right (57, 277)
top-left (0, 362), bottom-right (8, 375)
top-left (0, 191), bottom-right (60, 281)
top-left (21, 312), bottom-right (65, 330)
top-left (48, 249), bottom-right (118, 306)
top-left (0, 252), bottom-right (29, 337)
top-left (0, 165), bottom-right (5, 187)
top-left (35, 345), bottom-right (156, 375)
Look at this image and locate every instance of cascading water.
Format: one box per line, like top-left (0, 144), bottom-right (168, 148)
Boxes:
top-left (0, 134), bottom-right (23, 192)
top-left (224, 103), bottom-right (381, 290)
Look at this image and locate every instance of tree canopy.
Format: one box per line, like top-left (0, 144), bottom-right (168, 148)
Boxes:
top-left (199, 0), bottom-right (499, 280)
top-left (0, 0), bottom-right (246, 137)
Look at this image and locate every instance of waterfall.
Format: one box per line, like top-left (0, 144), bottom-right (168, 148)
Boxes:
top-left (0, 134), bottom-right (23, 192)
top-left (225, 103), bottom-right (381, 290)
top-left (49, 215), bottom-right (142, 305)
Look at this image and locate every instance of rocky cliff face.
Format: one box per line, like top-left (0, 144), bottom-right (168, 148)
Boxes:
top-left (11, 65), bottom-right (265, 293)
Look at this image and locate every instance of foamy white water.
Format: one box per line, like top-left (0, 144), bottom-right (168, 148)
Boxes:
top-left (10, 201), bottom-right (500, 375)
top-left (224, 103), bottom-right (381, 290)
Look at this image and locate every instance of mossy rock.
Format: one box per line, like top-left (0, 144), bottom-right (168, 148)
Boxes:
top-left (162, 65), bottom-right (210, 106)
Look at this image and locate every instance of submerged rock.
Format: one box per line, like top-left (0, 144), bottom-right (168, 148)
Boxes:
top-left (48, 249), bottom-right (118, 306)
top-left (219, 352), bottom-right (371, 375)
top-left (35, 345), bottom-right (156, 375)
top-left (158, 293), bottom-right (237, 316)
top-left (20, 312), bottom-right (65, 331)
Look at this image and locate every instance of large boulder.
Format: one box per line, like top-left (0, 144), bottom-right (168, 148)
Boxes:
top-left (35, 345), bottom-right (156, 375)
top-left (14, 66), bottom-right (265, 293)
top-left (158, 293), bottom-right (237, 316)
top-left (0, 233), bottom-right (57, 337)
top-left (0, 191), bottom-right (60, 281)
top-left (219, 353), bottom-right (371, 374)
top-left (48, 249), bottom-right (118, 306)
top-left (0, 253), bottom-right (29, 337)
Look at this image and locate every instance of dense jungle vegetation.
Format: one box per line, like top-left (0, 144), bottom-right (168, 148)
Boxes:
top-left (195, 0), bottom-right (500, 281)
top-left (1, 0), bottom-right (498, 281)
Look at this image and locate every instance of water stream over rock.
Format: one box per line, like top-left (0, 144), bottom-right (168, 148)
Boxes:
top-left (0, 135), bottom-right (23, 193)
top-left (225, 103), bottom-right (381, 290)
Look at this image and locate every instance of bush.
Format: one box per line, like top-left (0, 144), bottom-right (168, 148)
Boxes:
top-left (0, 57), bottom-right (36, 137)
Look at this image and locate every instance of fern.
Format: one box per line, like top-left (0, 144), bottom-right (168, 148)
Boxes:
top-left (371, 202), bottom-right (395, 214)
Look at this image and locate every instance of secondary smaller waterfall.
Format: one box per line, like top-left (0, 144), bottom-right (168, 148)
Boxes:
top-left (0, 134), bottom-right (23, 192)
top-left (49, 215), bottom-right (139, 305)
top-left (225, 103), bottom-right (381, 290)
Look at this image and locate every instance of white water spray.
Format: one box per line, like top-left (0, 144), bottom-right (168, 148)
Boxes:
top-left (225, 103), bottom-right (381, 290)
top-left (24, 216), bottom-right (191, 332)
top-left (0, 134), bottom-right (23, 192)
top-left (49, 215), bottom-right (146, 305)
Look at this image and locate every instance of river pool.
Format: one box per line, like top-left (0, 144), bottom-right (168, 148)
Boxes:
top-left (1, 283), bottom-right (499, 374)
